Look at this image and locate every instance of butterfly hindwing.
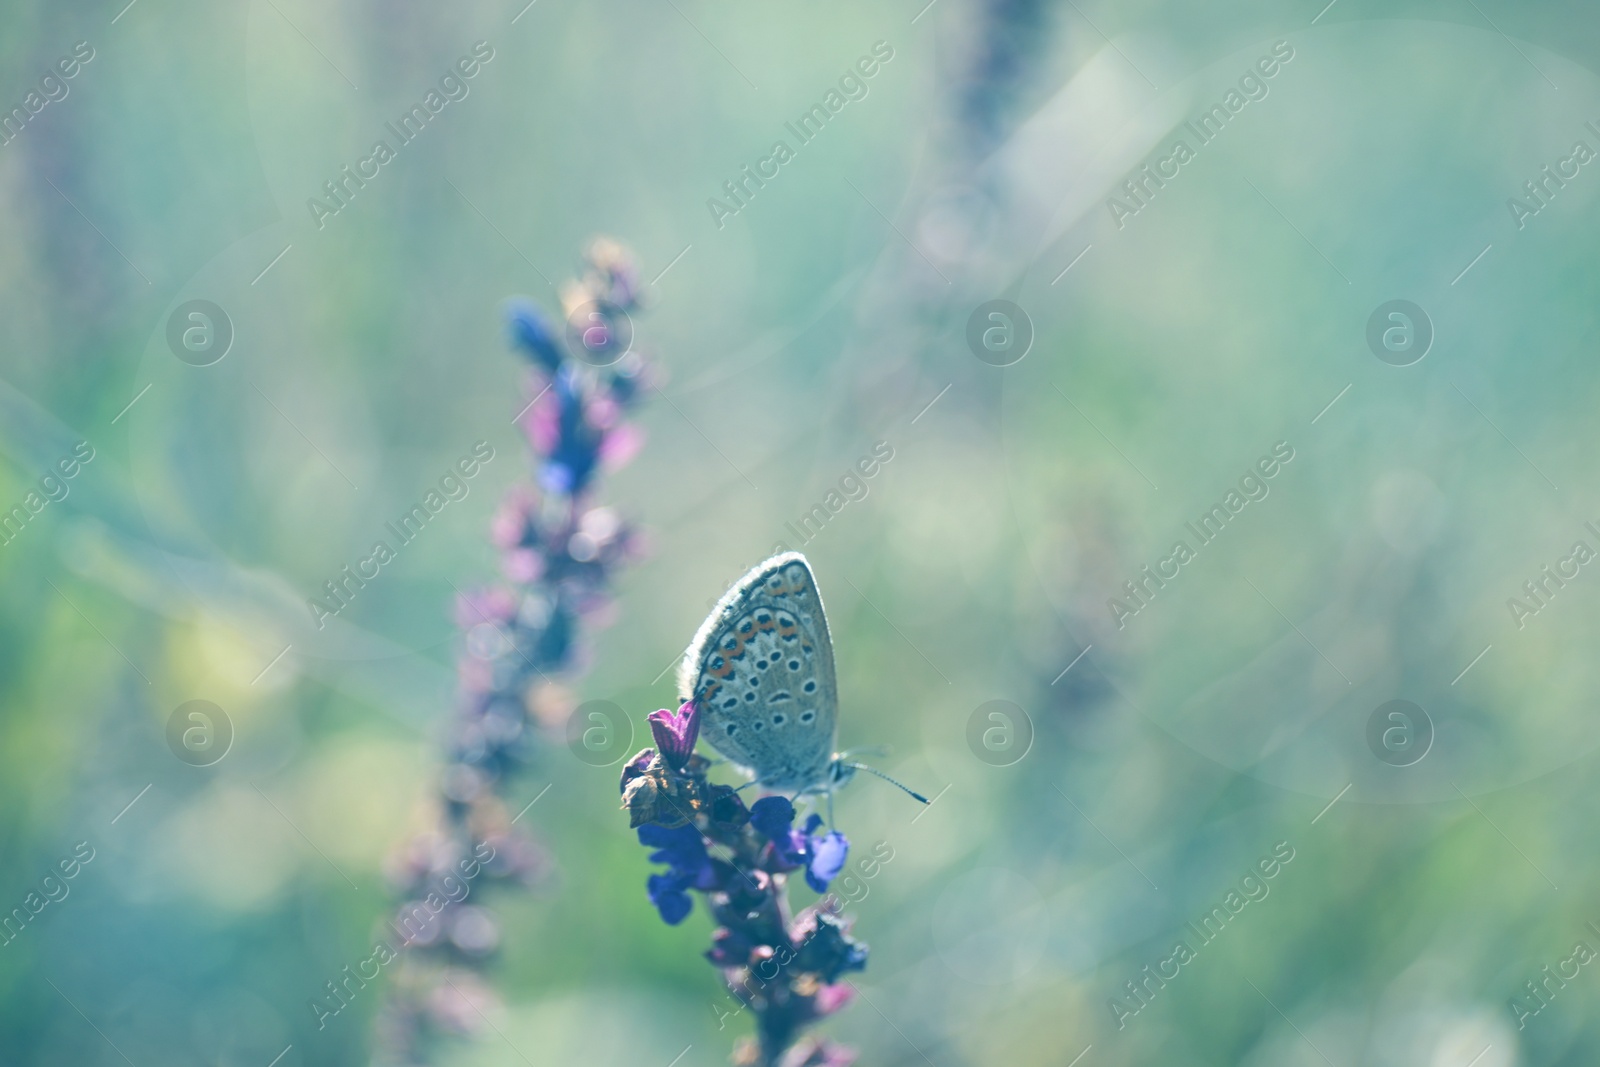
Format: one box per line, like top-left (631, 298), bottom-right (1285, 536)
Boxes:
top-left (678, 552), bottom-right (838, 792)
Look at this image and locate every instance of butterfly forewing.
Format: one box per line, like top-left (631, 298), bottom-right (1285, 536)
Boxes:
top-left (678, 552), bottom-right (838, 792)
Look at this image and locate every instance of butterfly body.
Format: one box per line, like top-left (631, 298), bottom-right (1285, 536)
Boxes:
top-left (678, 552), bottom-right (842, 794)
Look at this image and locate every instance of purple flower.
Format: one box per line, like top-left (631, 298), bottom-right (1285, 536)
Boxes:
top-left (813, 983), bottom-right (855, 1017)
top-left (382, 242), bottom-right (660, 1067)
top-left (454, 586), bottom-right (517, 629)
top-left (647, 701), bottom-right (700, 770)
top-left (749, 796), bottom-right (849, 893)
top-left (599, 422), bottom-right (644, 471)
top-left (639, 822), bottom-right (714, 925)
top-left (780, 1037), bottom-right (859, 1067)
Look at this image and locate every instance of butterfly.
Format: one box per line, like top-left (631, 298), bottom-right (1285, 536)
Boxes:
top-left (677, 552), bottom-right (926, 813)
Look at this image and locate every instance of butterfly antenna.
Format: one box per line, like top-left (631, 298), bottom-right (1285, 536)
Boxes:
top-left (848, 763), bottom-right (929, 804)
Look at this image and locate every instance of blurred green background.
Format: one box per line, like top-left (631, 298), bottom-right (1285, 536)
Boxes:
top-left (6, 0), bottom-right (1600, 1064)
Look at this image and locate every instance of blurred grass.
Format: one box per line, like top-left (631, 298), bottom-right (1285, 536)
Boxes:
top-left (7, 2), bottom-right (1600, 1066)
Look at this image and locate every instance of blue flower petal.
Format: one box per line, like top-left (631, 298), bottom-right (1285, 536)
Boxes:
top-left (539, 461), bottom-right (575, 496)
top-left (749, 796), bottom-right (796, 841)
top-left (806, 831), bottom-right (849, 894)
top-left (656, 891), bottom-right (692, 925)
top-left (647, 873), bottom-right (694, 925)
top-left (639, 825), bottom-right (713, 924)
top-left (638, 823), bottom-right (701, 851)
top-left (506, 300), bottom-right (564, 373)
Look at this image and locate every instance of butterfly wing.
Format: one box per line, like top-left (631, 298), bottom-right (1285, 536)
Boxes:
top-left (678, 552), bottom-right (838, 793)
